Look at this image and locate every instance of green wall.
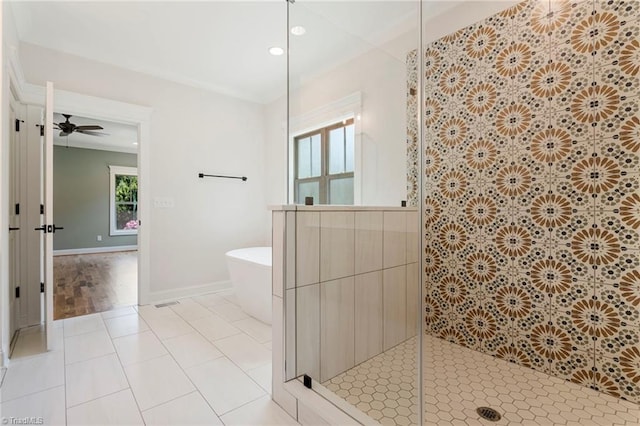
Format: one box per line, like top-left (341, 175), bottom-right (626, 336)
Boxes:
top-left (53, 146), bottom-right (138, 250)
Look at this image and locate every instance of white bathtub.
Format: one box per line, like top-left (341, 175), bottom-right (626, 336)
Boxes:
top-left (225, 247), bottom-right (272, 325)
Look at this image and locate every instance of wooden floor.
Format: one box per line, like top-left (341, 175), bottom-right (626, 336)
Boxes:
top-left (53, 251), bottom-right (137, 320)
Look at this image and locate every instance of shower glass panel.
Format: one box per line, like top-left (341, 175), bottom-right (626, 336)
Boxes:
top-left (287, 1), bottom-right (422, 424)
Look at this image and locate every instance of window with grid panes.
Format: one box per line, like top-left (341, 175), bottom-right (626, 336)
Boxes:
top-left (294, 118), bottom-right (354, 205)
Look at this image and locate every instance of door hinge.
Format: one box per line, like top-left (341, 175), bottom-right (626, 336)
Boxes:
top-left (40, 125), bottom-right (44, 137)
top-left (41, 283), bottom-right (44, 293)
top-left (15, 287), bottom-right (20, 298)
top-left (15, 119), bottom-right (21, 132)
top-left (40, 204), bottom-right (44, 214)
top-left (15, 203), bottom-right (20, 215)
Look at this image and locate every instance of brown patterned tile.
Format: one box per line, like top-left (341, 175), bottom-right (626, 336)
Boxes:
top-left (597, 353), bottom-right (640, 403)
top-left (480, 329), bottom-right (512, 357)
top-left (595, 209), bottom-right (640, 252)
top-left (551, 0), bottom-right (596, 46)
top-left (596, 0), bottom-right (640, 20)
top-left (550, 347), bottom-right (595, 382)
top-left (553, 304), bottom-right (595, 352)
top-left (598, 91), bottom-right (639, 143)
top-left (410, 0), bottom-right (640, 405)
top-left (596, 281), bottom-right (640, 327)
top-left (515, 333), bottom-right (552, 373)
top-left (550, 40), bottom-right (593, 75)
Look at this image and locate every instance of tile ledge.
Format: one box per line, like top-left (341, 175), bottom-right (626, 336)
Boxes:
top-left (283, 378), bottom-right (378, 426)
top-left (269, 205), bottom-right (417, 212)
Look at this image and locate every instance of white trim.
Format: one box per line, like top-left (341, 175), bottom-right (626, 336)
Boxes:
top-left (287, 92), bottom-right (363, 205)
top-left (109, 165), bottom-right (137, 174)
top-left (20, 83), bottom-right (153, 124)
top-left (53, 245), bottom-right (138, 256)
top-left (144, 280), bottom-right (233, 306)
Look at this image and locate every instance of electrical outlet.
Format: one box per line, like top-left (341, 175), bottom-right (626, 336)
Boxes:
top-left (97, 235), bottom-right (102, 241)
top-left (153, 197), bottom-right (175, 208)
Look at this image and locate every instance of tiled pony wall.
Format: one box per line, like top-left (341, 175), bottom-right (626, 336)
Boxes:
top-left (407, 0), bottom-right (640, 402)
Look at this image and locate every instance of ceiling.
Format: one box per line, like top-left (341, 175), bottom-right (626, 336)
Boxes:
top-left (53, 113), bottom-right (138, 154)
top-left (11, 1), bottom-right (515, 153)
top-left (9, 1), bottom-right (460, 105)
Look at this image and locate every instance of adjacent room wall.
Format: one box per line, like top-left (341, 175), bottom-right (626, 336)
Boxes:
top-left (19, 43), bottom-right (270, 298)
top-left (53, 146), bottom-right (137, 251)
top-left (412, 0), bottom-right (640, 403)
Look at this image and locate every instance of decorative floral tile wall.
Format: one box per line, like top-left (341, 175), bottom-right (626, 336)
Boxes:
top-left (408, 0), bottom-right (640, 403)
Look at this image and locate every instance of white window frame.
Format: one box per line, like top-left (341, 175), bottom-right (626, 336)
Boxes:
top-left (288, 92), bottom-right (362, 204)
top-left (109, 165), bottom-right (138, 236)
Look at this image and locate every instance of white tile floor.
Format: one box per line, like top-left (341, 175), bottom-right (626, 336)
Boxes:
top-left (4, 291), bottom-right (639, 426)
top-left (0, 290), bottom-right (299, 426)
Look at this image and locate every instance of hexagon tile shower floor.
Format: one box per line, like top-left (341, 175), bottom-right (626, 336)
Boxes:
top-left (324, 335), bottom-right (639, 425)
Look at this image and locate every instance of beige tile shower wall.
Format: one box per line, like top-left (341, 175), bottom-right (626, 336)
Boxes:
top-left (383, 266), bottom-right (407, 351)
top-left (278, 206), bottom-right (418, 384)
top-left (320, 277), bottom-right (356, 382)
top-left (355, 212), bottom-right (384, 274)
top-left (320, 212), bottom-right (355, 282)
top-left (296, 212), bottom-right (320, 287)
top-left (408, 0), bottom-right (640, 404)
top-left (354, 271), bottom-right (383, 364)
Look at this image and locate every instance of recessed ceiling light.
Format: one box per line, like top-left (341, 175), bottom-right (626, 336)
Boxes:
top-left (268, 47), bottom-right (284, 56)
top-left (133, 142), bottom-right (138, 145)
top-left (291, 26), bottom-right (306, 36)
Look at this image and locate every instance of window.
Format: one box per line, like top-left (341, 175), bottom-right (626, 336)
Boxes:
top-left (294, 118), bottom-right (355, 205)
top-left (109, 165), bottom-right (138, 236)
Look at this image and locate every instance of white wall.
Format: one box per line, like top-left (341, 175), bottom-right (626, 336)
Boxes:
top-left (264, 42), bottom-right (410, 208)
top-left (18, 43), bottom-right (270, 300)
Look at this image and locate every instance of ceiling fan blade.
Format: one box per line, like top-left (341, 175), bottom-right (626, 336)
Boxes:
top-left (76, 130), bottom-right (109, 137)
top-left (75, 125), bottom-right (103, 131)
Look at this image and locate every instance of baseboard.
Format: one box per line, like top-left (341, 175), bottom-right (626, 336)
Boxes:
top-left (53, 245), bottom-right (138, 256)
top-left (143, 280), bottom-right (233, 306)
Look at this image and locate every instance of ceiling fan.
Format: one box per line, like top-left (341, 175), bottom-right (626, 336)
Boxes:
top-left (54, 114), bottom-right (107, 137)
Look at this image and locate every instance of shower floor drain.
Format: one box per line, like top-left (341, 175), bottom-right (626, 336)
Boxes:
top-left (476, 407), bottom-right (501, 422)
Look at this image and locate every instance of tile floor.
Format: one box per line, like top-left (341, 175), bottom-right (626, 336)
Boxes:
top-left (4, 289), bottom-right (639, 425)
top-left (325, 335), bottom-right (640, 426)
top-left (0, 290), bottom-right (298, 426)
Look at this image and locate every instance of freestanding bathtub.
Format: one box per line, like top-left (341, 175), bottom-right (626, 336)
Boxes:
top-left (225, 247), bottom-right (272, 325)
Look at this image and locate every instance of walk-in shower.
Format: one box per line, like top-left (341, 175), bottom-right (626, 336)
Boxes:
top-left (273, 1), bottom-right (640, 425)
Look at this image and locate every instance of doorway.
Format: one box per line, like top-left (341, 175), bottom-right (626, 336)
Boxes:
top-left (51, 113), bottom-right (139, 320)
top-left (3, 78), bottom-right (152, 362)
